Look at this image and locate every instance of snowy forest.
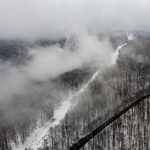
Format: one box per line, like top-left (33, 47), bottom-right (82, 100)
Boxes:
top-left (1, 31), bottom-right (150, 150)
top-left (1, 0), bottom-right (150, 149)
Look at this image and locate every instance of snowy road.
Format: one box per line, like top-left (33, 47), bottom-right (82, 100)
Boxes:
top-left (111, 33), bottom-right (134, 65)
top-left (111, 43), bottom-right (127, 65)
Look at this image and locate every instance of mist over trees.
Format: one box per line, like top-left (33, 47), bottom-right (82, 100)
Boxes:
top-left (0, 31), bottom-right (150, 149)
top-left (0, 0), bottom-right (150, 149)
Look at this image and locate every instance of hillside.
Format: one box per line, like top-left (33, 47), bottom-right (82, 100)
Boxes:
top-left (1, 31), bottom-right (150, 150)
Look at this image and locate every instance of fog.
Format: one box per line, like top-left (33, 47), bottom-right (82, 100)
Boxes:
top-left (0, 0), bottom-right (149, 125)
top-left (0, 34), bottom-right (112, 101)
top-left (0, 1), bottom-right (150, 149)
top-left (0, 0), bottom-right (150, 40)
top-left (0, 33), bottom-right (113, 125)
top-left (25, 34), bottom-right (112, 80)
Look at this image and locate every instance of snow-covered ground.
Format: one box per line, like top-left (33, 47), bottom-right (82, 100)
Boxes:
top-left (127, 33), bottom-right (134, 41)
top-left (12, 70), bottom-right (100, 150)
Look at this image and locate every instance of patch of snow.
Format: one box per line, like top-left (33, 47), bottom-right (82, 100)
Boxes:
top-left (12, 70), bottom-right (100, 150)
top-left (50, 101), bottom-right (71, 126)
top-left (127, 33), bottom-right (134, 41)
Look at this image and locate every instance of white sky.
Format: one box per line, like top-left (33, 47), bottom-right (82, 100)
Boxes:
top-left (0, 0), bottom-right (150, 40)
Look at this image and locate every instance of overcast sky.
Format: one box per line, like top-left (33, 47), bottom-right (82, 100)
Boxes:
top-left (0, 0), bottom-right (150, 40)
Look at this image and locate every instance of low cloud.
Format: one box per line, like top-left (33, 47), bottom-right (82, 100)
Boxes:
top-left (0, 0), bottom-right (150, 40)
top-left (25, 34), bottom-right (112, 81)
top-left (0, 33), bottom-right (113, 124)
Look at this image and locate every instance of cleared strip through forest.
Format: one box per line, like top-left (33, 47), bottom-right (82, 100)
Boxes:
top-left (69, 88), bottom-right (150, 150)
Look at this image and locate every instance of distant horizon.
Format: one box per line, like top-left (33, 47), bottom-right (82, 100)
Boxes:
top-left (0, 30), bottom-right (150, 41)
top-left (0, 0), bottom-right (150, 40)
